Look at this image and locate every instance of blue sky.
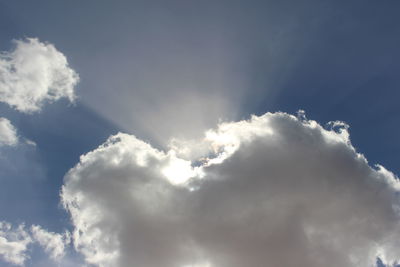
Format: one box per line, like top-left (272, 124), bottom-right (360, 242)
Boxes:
top-left (0, 1), bottom-right (400, 266)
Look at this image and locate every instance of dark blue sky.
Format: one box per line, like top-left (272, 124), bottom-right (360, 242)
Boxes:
top-left (0, 0), bottom-right (400, 266)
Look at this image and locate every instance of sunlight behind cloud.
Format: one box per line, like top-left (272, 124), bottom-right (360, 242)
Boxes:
top-left (161, 153), bottom-right (203, 185)
top-left (62, 112), bottom-right (400, 267)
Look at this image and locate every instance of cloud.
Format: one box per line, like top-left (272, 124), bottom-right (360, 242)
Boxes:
top-left (31, 225), bottom-right (71, 261)
top-left (0, 221), bottom-right (71, 266)
top-left (0, 38), bottom-right (79, 113)
top-left (0, 222), bottom-right (31, 266)
top-left (62, 112), bottom-right (400, 267)
top-left (0, 118), bottom-right (18, 146)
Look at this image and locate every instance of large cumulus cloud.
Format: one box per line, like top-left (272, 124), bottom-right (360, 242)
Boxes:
top-left (0, 38), bottom-right (79, 113)
top-left (62, 112), bottom-right (400, 267)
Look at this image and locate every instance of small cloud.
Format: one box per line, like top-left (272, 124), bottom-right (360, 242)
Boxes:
top-left (0, 38), bottom-right (79, 113)
top-left (23, 139), bottom-right (36, 147)
top-left (0, 117), bottom-right (18, 146)
top-left (31, 225), bottom-right (71, 261)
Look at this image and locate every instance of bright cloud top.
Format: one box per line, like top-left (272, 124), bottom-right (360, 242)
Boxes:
top-left (0, 221), bottom-right (70, 266)
top-left (62, 112), bottom-right (400, 267)
top-left (0, 118), bottom-right (18, 146)
top-left (0, 38), bottom-right (79, 113)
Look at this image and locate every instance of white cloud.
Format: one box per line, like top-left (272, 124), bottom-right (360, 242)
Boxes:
top-left (31, 225), bottom-right (71, 261)
top-left (0, 38), bottom-right (79, 113)
top-left (0, 222), bottom-right (32, 266)
top-left (0, 222), bottom-right (71, 266)
top-left (0, 118), bottom-right (18, 146)
top-left (61, 112), bottom-right (400, 267)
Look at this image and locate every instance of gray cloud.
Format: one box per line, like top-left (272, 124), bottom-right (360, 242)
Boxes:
top-left (62, 112), bottom-right (400, 267)
top-left (0, 38), bottom-right (79, 113)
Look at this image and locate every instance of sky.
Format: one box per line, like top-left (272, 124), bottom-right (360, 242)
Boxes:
top-left (0, 0), bottom-right (400, 266)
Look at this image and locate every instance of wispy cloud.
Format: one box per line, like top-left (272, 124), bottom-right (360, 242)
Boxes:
top-left (0, 221), bottom-right (71, 266)
top-left (0, 118), bottom-right (18, 146)
top-left (0, 222), bottom-right (31, 266)
top-left (30, 225), bottom-right (71, 262)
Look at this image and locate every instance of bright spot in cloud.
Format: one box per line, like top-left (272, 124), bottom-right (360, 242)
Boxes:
top-left (162, 153), bottom-right (203, 185)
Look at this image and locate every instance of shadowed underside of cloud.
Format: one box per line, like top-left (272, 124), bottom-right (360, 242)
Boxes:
top-left (62, 112), bottom-right (400, 267)
top-left (0, 38), bottom-right (79, 113)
